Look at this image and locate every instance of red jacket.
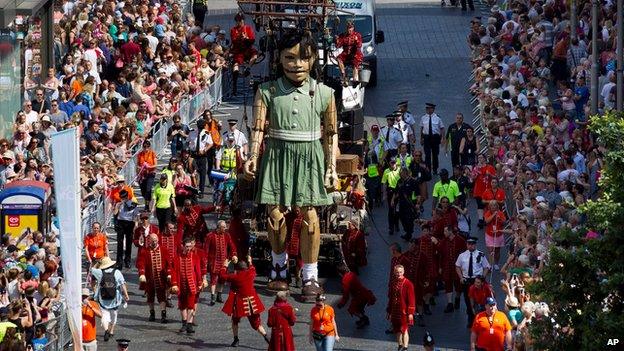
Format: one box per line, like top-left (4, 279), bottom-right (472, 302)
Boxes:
top-left (386, 277), bottom-right (416, 319)
top-left (338, 272), bottom-right (376, 316)
top-left (159, 231), bottom-right (179, 265)
top-left (171, 248), bottom-right (207, 295)
top-left (230, 24), bottom-right (255, 53)
top-left (228, 216), bottom-right (249, 258)
top-left (341, 228), bottom-right (367, 270)
top-left (431, 209), bottom-right (458, 239)
top-left (204, 231), bottom-right (237, 274)
top-left (136, 245), bottom-right (172, 290)
top-left (176, 205), bottom-right (215, 243)
top-left (220, 266), bottom-right (265, 318)
top-left (439, 234), bottom-right (467, 281)
top-left (133, 224), bottom-right (160, 253)
top-left (267, 302), bottom-right (296, 351)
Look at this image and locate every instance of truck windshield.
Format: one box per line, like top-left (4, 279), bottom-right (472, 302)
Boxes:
top-left (329, 15), bottom-right (373, 43)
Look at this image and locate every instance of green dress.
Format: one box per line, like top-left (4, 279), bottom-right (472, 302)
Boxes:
top-left (257, 77), bottom-right (334, 207)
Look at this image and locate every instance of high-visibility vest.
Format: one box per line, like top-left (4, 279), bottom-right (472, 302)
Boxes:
top-left (382, 168), bottom-right (400, 189)
top-left (367, 134), bottom-right (384, 160)
top-left (367, 164), bottom-right (379, 177)
top-left (221, 147), bottom-right (237, 170)
top-left (398, 155), bottom-right (412, 170)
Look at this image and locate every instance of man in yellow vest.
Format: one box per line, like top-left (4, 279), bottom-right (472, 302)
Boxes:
top-left (381, 157), bottom-right (401, 235)
top-left (396, 143), bottom-right (412, 171)
top-left (367, 124), bottom-right (384, 161)
top-left (364, 141), bottom-right (381, 207)
top-left (216, 134), bottom-right (239, 176)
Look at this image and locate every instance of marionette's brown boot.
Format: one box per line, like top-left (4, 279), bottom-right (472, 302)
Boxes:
top-left (302, 279), bottom-right (323, 298)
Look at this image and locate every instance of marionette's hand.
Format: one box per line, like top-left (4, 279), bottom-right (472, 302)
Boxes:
top-left (139, 275), bottom-right (146, 283)
top-left (243, 156), bottom-right (258, 181)
top-left (324, 166), bottom-right (338, 190)
top-left (170, 286), bottom-right (179, 294)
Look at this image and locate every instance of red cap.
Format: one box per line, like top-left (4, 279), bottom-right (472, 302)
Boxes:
top-left (371, 124), bottom-right (380, 131)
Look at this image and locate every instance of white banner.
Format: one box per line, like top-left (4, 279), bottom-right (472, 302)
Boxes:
top-left (51, 128), bottom-right (82, 350)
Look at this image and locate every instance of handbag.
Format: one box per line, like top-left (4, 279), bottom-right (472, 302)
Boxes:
top-left (312, 331), bottom-right (326, 341)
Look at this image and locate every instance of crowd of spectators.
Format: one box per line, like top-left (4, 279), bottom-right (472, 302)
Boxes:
top-left (466, 0), bottom-right (615, 349)
top-left (0, 0), bottom-right (234, 348)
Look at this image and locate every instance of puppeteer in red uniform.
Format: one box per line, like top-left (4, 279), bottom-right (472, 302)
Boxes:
top-left (410, 224), bottom-right (438, 316)
top-left (205, 220), bottom-right (238, 304)
top-left (386, 265), bottom-right (415, 337)
top-left (337, 268), bottom-right (376, 328)
top-left (229, 12), bottom-right (258, 95)
top-left (219, 256), bottom-right (269, 347)
top-left (335, 20), bottom-right (363, 83)
top-left (170, 236), bottom-right (207, 334)
top-left (439, 226), bottom-right (467, 312)
top-left (267, 292), bottom-right (296, 351)
top-left (136, 233), bottom-right (172, 323)
top-left (160, 222), bottom-right (180, 265)
top-left (176, 200), bottom-right (215, 243)
top-left (229, 208), bottom-right (250, 258)
top-left (341, 219), bottom-right (367, 273)
top-left (134, 212), bottom-right (160, 255)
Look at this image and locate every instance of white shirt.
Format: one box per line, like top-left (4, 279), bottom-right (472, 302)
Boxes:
top-left (403, 111), bottom-right (417, 129)
top-left (196, 130), bottom-right (213, 154)
top-left (455, 249), bottom-right (491, 279)
top-left (380, 126), bottom-right (403, 151)
top-left (146, 35), bottom-right (159, 53)
top-left (394, 120), bottom-right (414, 144)
top-left (25, 110), bottom-right (39, 125)
top-left (420, 113), bottom-right (445, 136)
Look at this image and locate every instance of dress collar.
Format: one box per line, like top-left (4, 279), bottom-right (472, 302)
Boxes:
top-left (279, 76), bottom-right (312, 94)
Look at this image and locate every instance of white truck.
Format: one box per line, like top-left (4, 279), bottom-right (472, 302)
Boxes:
top-left (330, 0), bottom-right (384, 87)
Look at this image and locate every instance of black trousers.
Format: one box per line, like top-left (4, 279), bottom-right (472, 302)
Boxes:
top-left (155, 207), bottom-right (173, 232)
top-left (140, 174), bottom-right (155, 210)
top-left (115, 219), bottom-right (135, 265)
top-left (460, 0), bottom-right (474, 10)
top-left (450, 146), bottom-right (461, 168)
top-left (206, 148), bottom-right (216, 185)
top-left (366, 176), bottom-right (381, 205)
top-left (423, 134), bottom-right (441, 173)
top-left (387, 189), bottom-right (398, 233)
top-left (195, 156), bottom-right (208, 195)
top-left (461, 278), bottom-right (476, 324)
top-left (398, 209), bottom-right (415, 238)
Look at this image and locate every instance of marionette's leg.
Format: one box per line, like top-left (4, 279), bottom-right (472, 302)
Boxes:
top-left (231, 317), bottom-right (240, 346)
top-left (267, 205), bottom-right (289, 291)
top-left (352, 62), bottom-right (360, 82)
top-left (299, 206), bottom-right (323, 297)
top-left (337, 59), bottom-right (347, 85)
top-left (232, 63), bottom-right (240, 95)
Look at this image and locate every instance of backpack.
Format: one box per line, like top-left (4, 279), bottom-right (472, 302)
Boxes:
top-left (99, 269), bottom-right (117, 300)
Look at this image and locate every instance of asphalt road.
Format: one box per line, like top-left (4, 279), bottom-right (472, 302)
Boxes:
top-left (92, 4), bottom-right (502, 351)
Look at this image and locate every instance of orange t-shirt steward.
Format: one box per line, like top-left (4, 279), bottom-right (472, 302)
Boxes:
top-left (82, 300), bottom-right (100, 342)
top-left (137, 149), bottom-right (157, 174)
top-left (310, 305), bottom-right (336, 336)
top-left (472, 310), bottom-right (511, 351)
top-left (84, 233), bottom-right (108, 260)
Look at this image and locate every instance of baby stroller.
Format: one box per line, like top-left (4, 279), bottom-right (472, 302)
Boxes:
top-left (210, 169), bottom-right (237, 209)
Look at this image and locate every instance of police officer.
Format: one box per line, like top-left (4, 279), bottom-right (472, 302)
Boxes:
top-left (381, 157), bottom-right (401, 235)
top-left (394, 110), bottom-right (415, 150)
top-left (445, 113), bottom-right (471, 168)
top-left (223, 119), bottom-right (248, 160)
top-left (455, 237), bottom-right (491, 327)
top-left (216, 134), bottom-right (239, 174)
top-left (380, 114), bottom-right (404, 165)
top-left (397, 101), bottom-right (418, 152)
top-left (420, 103), bottom-right (445, 174)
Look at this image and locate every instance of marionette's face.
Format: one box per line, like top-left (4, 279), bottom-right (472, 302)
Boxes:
top-left (280, 43), bottom-right (315, 84)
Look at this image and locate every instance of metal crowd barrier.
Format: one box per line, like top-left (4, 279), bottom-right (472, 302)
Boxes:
top-left (79, 68), bottom-right (224, 238)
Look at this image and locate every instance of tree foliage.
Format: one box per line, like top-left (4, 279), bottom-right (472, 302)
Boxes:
top-left (528, 112), bottom-right (624, 350)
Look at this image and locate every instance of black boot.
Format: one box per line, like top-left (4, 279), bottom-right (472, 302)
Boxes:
top-left (179, 322), bottom-right (187, 333)
top-left (216, 292), bottom-right (223, 303)
top-left (209, 294), bottom-right (216, 306)
top-left (161, 310), bottom-right (168, 324)
top-left (454, 297), bottom-right (461, 310)
top-left (186, 323), bottom-right (195, 334)
top-left (149, 309), bottom-right (156, 321)
top-left (444, 302), bottom-right (454, 313)
top-left (356, 315), bottom-right (370, 329)
top-left (103, 330), bottom-right (111, 342)
top-left (424, 304), bottom-right (432, 315)
top-left (231, 336), bottom-right (240, 347)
